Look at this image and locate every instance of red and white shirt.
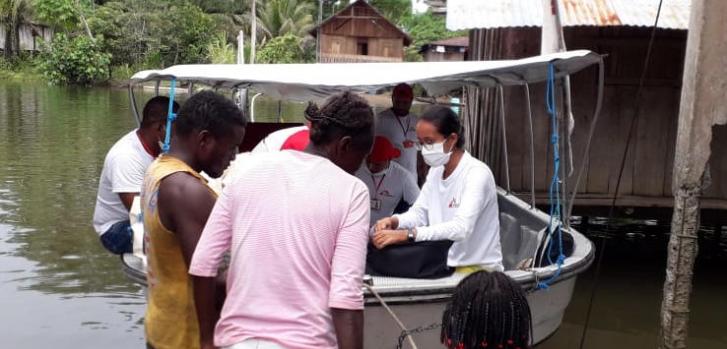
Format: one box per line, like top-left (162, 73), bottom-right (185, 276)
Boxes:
top-left (375, 109), bottom-right (418, 175)
top-left (252, 125), bottom-right (309, 153)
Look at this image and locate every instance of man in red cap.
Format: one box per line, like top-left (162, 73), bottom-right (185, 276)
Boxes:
top-left (355, 136), bottom-right (420, 227)
top-left (375, 83), bottom-right (419, 177)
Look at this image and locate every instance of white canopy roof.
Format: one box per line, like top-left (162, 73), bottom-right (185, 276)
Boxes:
top-left (130, 50), bottom-right (601, 100)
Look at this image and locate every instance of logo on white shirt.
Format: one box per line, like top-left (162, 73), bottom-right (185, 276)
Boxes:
top-left (448, 197), bottom-right (460, 208)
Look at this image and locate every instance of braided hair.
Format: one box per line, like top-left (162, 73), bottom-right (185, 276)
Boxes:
top-left (441, 271), bottom-right (533, 349)
top-left (304, 91), bottom-right (374, 149)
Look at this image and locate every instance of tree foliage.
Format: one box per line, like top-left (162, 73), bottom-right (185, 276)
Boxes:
top-left (33, 0), bottom-right (83, 30)
top-left (160, 3), bottom-right (216, 65)
top-left (39, 33), bottom-right (111, 84)
top-left (9, 0), bottom-right (467, 81)
top-left (257, 0), bottom-right (315, 41)
top-left (400, 11), bottom-right (466, 61)
top-left (87, 0), bottom-right (159, 66)
top-left (206, 32), bottom-right (235, 64)
top-left (256, 34), bottom-right (307, 64)
top-left (369, 0), bottom-right (411, 25)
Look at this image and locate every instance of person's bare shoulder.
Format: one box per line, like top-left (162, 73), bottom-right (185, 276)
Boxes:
top-left (158, 172), bottom-right (215, 230)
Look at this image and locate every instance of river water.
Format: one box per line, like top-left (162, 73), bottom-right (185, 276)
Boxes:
top-left (0, 82), bottom-right (725, 348)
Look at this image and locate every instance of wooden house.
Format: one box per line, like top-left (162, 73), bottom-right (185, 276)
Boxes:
top-left (310, 0), bottom-right (411, 63)
top-left (0, 22), bottom-right (53, 53)
top-left (444, 0), bottom-right (727, 220)
top-left (420, 36), bottom-right (469, 62)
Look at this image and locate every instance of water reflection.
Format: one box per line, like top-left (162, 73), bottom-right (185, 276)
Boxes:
top-left (0, 82), bottom-right (145, 347)
top-left (539, 216), bottom-right (727, 349)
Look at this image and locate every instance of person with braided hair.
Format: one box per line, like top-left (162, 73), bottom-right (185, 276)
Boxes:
top-left (190, 91), bottom-right (374, 349)
top-left (441, 271), bottom-right (533, 349)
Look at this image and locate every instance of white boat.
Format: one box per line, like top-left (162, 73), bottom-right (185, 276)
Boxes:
top-left (122, 50), bottom-right (602, 348)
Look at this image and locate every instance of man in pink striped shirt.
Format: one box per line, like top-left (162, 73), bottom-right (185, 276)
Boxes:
top-left (189, 92), bottom-right (375, 349)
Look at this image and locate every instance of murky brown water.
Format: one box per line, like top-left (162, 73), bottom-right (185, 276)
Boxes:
top-left (1, 82), bottom-right (725, 348)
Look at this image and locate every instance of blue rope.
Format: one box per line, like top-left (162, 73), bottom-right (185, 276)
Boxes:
top-left (161, 79), bottom-right (178, 153)
top-left (537, 63), bottom-right (566, 290)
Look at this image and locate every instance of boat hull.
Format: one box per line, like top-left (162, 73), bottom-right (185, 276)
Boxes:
top-left (363, 275), bottom-right (576, 348)
top-left (120, 189), bottom-right (594, 347)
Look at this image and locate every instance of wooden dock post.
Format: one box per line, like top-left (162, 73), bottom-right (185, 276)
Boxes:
top-left (659, 0), bottom-right (727, 348)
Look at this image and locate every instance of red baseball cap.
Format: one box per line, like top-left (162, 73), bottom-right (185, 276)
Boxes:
top-left (368, 136), bottom-right (401, 163)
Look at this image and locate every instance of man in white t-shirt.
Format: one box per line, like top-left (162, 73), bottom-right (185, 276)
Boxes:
top-left (92, 96), bottom-right (179, 254)
top-left (355, 136), bottom-right (419, 227)
top-left (375, 83), bottom-right (419, 176)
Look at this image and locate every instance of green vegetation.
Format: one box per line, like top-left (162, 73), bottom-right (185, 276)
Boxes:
top-left (256, 34), bottom-right (307, 64)
top-left (401, 11), bottom-right (467, 62)
top-left (39, 34), bottom-right (111, 85)
top-left (2, 0), bottom-right (464, 85)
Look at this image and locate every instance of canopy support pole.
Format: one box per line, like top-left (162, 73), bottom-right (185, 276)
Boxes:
top-left (497, 84), bottom-right (511, 194)
top-left (128, 85), bottom-right (141, 127)
top-left (523, 82), bottom-right (536, 208)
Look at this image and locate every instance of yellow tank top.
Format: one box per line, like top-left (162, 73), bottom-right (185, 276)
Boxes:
top-left (141, 155), bottom-right (217, 349)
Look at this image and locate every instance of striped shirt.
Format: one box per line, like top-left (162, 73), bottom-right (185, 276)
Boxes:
top-left (189, 151), bottom-right (370, 349)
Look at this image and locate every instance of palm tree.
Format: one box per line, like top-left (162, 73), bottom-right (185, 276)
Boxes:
top-left (257, 0), bottom-right (315, 42)
top-left (0, 0), bottom-right (33, 58)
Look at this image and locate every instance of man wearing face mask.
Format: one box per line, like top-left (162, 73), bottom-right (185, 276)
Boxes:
top-left (355, 136), bottom-right (420, 228)
top-left (92, 96), bottom-right (179, 255)
top-left (375, 83), bottom-right (419, 177)
top-left (372, 106), bottom-right (504, 273)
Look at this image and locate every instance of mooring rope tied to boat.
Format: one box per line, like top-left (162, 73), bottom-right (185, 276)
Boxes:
top-left (363, 284), bottom-right (419, 349)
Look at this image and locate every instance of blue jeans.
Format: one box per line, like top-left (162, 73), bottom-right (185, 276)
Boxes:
top-left (100, 220), bottom-right (133, 254)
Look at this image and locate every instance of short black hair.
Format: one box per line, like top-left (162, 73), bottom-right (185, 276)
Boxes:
top-left (174, 90), bottom-right (247, 138)
top-left (304, 91), bottom-right (374, 149)
top-left (142, 96), bottom-right (179, 127)
top-left (420, 105), bottom-right (465, 148)
top-left (441, 271), bottom-right (533, 349)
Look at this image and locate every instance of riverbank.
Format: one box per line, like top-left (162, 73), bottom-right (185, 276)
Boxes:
top-left (0, 60), bottom-right (43, 82)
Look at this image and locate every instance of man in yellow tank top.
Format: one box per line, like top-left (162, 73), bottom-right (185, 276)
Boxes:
top-left (141, 91), bottom-right (246, 349)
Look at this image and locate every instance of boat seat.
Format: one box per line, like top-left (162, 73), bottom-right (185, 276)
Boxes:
top-left (499, 212), bottom-right (521, 270)
top-left (515, 225), bottom-right (541, 268)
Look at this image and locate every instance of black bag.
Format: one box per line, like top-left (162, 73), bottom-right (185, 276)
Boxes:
top-left (366, 240), bottom-right (454, 279)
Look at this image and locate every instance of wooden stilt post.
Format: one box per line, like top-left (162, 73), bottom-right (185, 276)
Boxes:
top-left (659, 0), bottom-right (727, 348)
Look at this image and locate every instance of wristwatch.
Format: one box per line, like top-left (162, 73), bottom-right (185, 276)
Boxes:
top-left (406, 228), bottom-right (417, 243)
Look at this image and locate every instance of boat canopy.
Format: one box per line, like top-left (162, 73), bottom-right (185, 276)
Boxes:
top-left (130, 50), bottom-right (601, 100)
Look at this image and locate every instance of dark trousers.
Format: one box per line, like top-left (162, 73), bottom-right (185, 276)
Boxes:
top-left (99, 219), bottom-right (133, 254)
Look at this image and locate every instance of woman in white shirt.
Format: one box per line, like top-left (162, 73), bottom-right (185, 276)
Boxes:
top-left (372, 106), bottom-right (504, 272)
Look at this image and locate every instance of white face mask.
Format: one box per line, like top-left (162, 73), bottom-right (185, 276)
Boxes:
top-left (421, 140), bottom-right (453, 167)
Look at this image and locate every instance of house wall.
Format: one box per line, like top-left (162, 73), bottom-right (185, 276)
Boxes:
top-left (320, 34), bottom-right (403, 59)
top-left (465, 27), bottom-right (727, 210)
top-left (423, 50), bottom-right (466, 62)
top-left (0, 24), bottom-right (53, 52)
top-left (317, 2), bottom-right (406, 60)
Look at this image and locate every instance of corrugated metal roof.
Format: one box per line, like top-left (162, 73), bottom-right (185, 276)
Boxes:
top-left (447, 0), bottom-right (690, 31)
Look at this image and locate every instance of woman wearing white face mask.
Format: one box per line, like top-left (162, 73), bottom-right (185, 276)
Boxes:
top-left (372, 106), bottom-right (504, 273)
